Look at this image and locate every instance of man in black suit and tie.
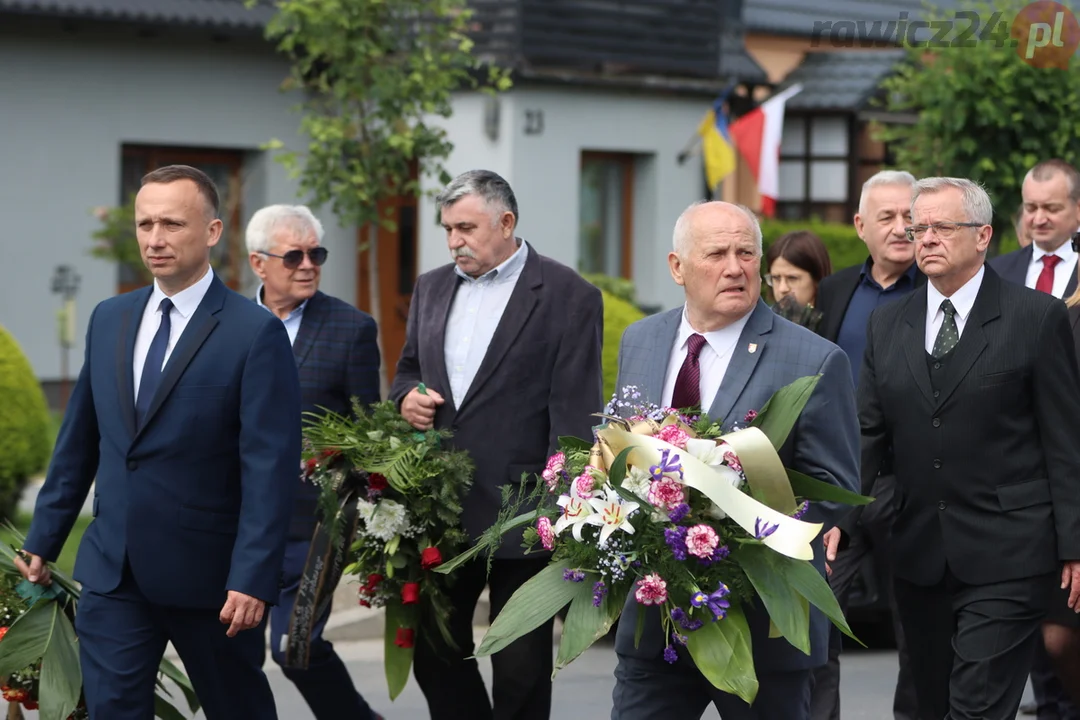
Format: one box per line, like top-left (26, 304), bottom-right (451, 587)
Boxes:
top-left (391, 169), bottom-right (604, 720)
top-left (989, 159), bottom-right (1079, 300)
top-left (246, 205), bottom-right (383, 720)
top-left (812, 170), bottom-right (924, 720)
top-left (825, 176), bottom-right (1080, 719)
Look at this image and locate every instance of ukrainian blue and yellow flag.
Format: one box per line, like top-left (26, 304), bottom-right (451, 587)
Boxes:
top-left (698, 85), bottom-right (737, 193)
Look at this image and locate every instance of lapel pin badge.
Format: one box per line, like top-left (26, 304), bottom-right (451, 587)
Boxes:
top-left (748, 343), bottom-right (758, 354)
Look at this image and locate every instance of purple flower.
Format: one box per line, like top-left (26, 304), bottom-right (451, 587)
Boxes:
top-left (668, 503), bottom-right (690, 523)
top-left (663, 646), bottom-right (678, 663)
top-left (792, 501), bottom-right (810, 520)
top-left (672, 631), bottom-right (688, 646)
top-left (592, 581), bottom-right (607, 607)
top-left (712, 544), bottom-right (730, 562)
top-left (682, 618), bottom-right (704, 631)
top-left (691, 582), bottom-right (731, 621)
top-left (563, 569), bottom-right (586, 583)
top-left (754, 517), bottom-right (779, 540)
top-left (744, 409), bottom-right (758, 424)
top-left (670, 607), bottom-right (686, 622)
top-left (664, 526), bottom-right (688, 561)
top-left (650, 449), bottom-right (683, 481)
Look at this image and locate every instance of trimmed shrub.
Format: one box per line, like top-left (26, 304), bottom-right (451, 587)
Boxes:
top-left (0, 326), bottom-right (50, 521)
top-left (599, 289), bottom-right (646, 403)
top-left (760, 217), bottom-right (868, 274)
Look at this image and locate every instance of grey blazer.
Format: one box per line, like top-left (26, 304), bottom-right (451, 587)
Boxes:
top-left (612, 299), bottom-right (861, 674)
top-left (390, 242), bottom-right (604, 558)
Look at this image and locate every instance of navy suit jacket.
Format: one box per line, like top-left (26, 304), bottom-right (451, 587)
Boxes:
top-left (612, 300), bottom-right (860, 673)
top-left (25, 274), bottom-right (301, 609)
top-left (988, 244), bottom-right (1079, 297)
top-left (287, 290), bottom-right (380, 540)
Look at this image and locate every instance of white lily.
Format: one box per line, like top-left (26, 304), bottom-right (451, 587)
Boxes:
top-left (554, 494), bottom-right (594, 540)
top-left (586, 486), bottom-right (640, 547)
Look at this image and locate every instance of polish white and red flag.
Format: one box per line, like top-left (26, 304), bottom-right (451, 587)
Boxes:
top-left (730, 83), bottom-right (803, 217)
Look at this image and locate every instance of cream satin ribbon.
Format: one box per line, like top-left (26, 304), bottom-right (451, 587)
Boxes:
top-left (596, 427), bottom-right (821, 561)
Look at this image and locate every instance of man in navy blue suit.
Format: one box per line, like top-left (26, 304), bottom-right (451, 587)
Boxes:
top-left (15, 165), bottom-right (300, 719)
top-left (246, 204), bottom-right (383, 720)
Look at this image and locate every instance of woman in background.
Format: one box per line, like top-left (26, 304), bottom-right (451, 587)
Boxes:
top-left (765, 230), bottom-right (832, 331)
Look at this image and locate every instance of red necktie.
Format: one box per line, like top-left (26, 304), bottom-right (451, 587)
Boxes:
top-left (1036, 254), bottom-right (1061, 294)
top-left (671, 333), bottom-right (706, 411)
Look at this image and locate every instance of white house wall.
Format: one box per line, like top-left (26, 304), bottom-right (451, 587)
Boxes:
top-left (0, 22), bottom-right (355, 380)
top-left (419, 85), bottom-right (711, 313)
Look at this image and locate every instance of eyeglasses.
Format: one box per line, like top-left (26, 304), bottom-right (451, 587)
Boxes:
top-left (259, 247), bottom-right (329, 269)
top-left (904, 222), bottom-right (985, 243)
top-left (764, 273), bottom-right (808, 288)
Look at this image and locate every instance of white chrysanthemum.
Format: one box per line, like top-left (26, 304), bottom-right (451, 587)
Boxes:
top-left (365, 499), bottom-right (409, 541)
top-left (621, 465), bottom-right (652, 500)
top-left (356, 499), bottom-right (377, 524)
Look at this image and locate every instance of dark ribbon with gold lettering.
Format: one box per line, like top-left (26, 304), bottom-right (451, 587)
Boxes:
top-left (283, 469), bottom-right (366, 669)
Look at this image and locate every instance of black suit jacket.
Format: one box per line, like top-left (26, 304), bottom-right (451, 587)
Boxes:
top-left (287, 290), bottom-right (381, 540)
top-left (390, 243), bottom-right (604, 557)
top-left (859, 266), bottom-right (1080, 586)
top-left (815, 260), bottom-right (926, 343)
top-left (988, 245), bottom-right (1079, 297)
top-left (1072, 304), bottom-right (1080, 369)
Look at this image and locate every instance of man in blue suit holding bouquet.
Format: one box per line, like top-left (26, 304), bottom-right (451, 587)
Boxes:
top-left (609, 201), bottom-right (860, 720)
top-left (15, 165), bottom-right (300, 720)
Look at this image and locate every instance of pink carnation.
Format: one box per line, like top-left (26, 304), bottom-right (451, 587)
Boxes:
top-left (647, 478), bottom-right (685, 510)
top-left (657, 424), bottom-right (690, 450)
top-left (537, 516), bottom-right (555, 551)
top-left (634, 573), bottom-right (668, 605)
top-left (573, 470), bottom-right (596, 498)
top-left (723, 451), bottom-right (743, 475)
top-left (542, 452), bottom-right (566, 491)
top-left (685, 524), bottom-right (720, 559)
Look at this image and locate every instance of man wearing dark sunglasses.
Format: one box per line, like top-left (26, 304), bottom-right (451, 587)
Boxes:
top-left (246, 204), bottom-right (383, 720)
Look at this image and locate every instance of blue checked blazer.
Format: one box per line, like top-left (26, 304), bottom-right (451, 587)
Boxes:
top-left (612, 299), bottom-right (860, 674)
top-left (284, 291), bottom-right (381, 540)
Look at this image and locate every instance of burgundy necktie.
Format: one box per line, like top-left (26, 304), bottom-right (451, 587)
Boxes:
top-left (1036, 254), bottom-right (1061, 294)
top-left (671, 333), bottom-right (706, 411)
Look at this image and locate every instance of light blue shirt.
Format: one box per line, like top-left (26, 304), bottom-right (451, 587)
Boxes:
top-left (256, 284), bottom-right (309, 346)
top-left (444, 240), bottom-right (529, 407)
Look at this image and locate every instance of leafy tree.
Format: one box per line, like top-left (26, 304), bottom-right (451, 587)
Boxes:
top-left (251, 0), bottom-right (511, 392)
top-left (875, 0), bottom-right (1080, 253)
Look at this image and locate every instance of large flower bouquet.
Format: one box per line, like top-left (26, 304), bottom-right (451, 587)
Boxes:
top-left (0, 527), bottom-right (198, 720)
top-left (300, 395), bottom-right (474, 700)
top-left (437, 376), bottom-right (870, 704)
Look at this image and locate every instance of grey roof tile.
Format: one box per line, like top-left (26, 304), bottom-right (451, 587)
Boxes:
top-left (778, 48), bottom-right (906, 110)
top-left (0, 0), bottom-right (274, 30)
top-left (745, 0), bottom-right (963, 38)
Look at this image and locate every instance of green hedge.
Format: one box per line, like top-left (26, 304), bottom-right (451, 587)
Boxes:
top-left (759, 217), bottom-right (868, 273)
top-left (0, 326), bottom-right (50, 521)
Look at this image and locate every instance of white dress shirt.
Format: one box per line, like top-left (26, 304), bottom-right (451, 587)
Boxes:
top-left (256, 283), bottom-right (308, 346)
top-left (444, 240), bottom-right (528, 407)
top-left (1024, 241), bottom-right (1078, 298)
top-left (133, 267), bottom-right (215, 402)
top-left (924, 265), bottom-right (984, 354)
top-left (661, 306), bottom-right (751, 410)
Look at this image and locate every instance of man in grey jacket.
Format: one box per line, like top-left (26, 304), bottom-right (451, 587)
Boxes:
top-left (609, 200), bottom-right (860, 720)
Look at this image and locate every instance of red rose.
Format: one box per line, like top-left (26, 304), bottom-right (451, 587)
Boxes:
top-left (401, 581), bottom-right (421, 605)
top-left (420, 546), bottom-right (443, 570)
top-left (303, 457), bottom-right (317, 476)
top-left (394, 627), bottom-right (415, 648)
top-left (368, 473), bottom-right (388, 491)
top-left (321, 447), bottom-right (340, 460)
top-left (358, 598), bottom-right (371, 608)
top-left (365, 573), bottom-right (384, 591)
top-left (22, 700), bottom-right (38, 710)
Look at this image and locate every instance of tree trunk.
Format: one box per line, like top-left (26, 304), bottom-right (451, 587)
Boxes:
top-left (367, 222), bottom-right (390, 400)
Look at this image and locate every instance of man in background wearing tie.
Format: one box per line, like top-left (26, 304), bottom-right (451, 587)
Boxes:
top-left (989, 159), bottom-right (1079, 300)
top-left (990, 159), bottom-right (1080, 720)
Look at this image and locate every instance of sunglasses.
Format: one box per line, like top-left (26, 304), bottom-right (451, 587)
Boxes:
top-left (259, 247), bottom-right (328, 269)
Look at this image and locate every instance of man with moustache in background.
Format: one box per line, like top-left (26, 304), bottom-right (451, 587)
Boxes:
top-left (391, 169), bottom-right (603, 720)
top-left (812, 170), bottom-right (924, 720)
top-left (246, 204), bottom-right (384, 720)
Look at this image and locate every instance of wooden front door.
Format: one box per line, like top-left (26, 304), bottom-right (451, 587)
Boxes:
top-left (356, 187), bottom-right (419, 386)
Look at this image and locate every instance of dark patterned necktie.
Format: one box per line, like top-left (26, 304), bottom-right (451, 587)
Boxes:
top-left (671, 333), bottom-right (706, 410)
top-left (932, 299), bottom-right (958, 359)
top-left (136, 297), bottom-right (174, 428)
